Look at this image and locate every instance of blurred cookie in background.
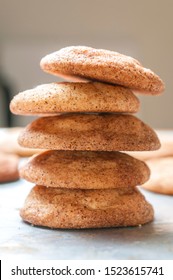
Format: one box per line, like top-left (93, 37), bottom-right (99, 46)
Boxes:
top-left (0, 153), bottom-right (19, 183)
top-left (141, 157), bottom-right (173, 195)
top-left (127, 131), bottom-right (173, 161)
top-left (0, 127), bottom-right (43, 157)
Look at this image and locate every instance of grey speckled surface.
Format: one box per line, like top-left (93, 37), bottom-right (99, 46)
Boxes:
top-left (0, 178), bottom-right (173, 260)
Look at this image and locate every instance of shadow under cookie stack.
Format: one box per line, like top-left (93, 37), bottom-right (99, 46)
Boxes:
top-left (10, 46), bottom-right (164, 229)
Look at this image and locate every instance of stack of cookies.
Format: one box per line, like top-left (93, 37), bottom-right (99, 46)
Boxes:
top-left (10, 46), bottom-right (164, 229)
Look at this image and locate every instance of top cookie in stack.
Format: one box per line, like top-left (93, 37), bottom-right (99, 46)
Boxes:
top-left (10, 46), bottom-right (164, 229)
top-left (40, 46), bottom-right (164, 94)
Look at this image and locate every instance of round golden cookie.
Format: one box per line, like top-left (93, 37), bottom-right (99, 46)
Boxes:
top-left (40, 46), bottom-right (164, 95)
top-left (20, 150), bottom-right (150, 189)
top-left (0, 128), bottom-right (44, 157)
top-left (0, 153), bottom-right (19, 183)
top-left (141, 157), bottom-right (173, 195)
top-left (18, 113), bottom-right (160, 151)
top-left (10, 82), bottom-right (140, 115)
top-left (20, 185), bottom-right (154, 229)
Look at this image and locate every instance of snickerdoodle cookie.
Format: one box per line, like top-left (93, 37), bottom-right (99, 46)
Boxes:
top-left (141, 157), bottom-right (173, 195)
top-left (40, 46), bottom-right (164, 95)
top-left (10, 82), bottom-right (140, 115)
top-left (20, 150), bottom-right (150, 189)
top-left (0, 153), bottom-right (19, 183)
top-left (20, 185), bottom-right (154, 228)
top-left (18, 113), bottom-right (160, 151)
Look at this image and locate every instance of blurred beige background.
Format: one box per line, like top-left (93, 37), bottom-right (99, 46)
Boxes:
top-left (0, 0), bottom-right (172, 128)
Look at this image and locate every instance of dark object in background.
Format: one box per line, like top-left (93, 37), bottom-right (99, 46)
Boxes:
top-left (0, 73), bottom-right (13, 127)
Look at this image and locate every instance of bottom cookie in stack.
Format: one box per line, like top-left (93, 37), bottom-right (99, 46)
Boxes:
top-left (20, 185), bottom-right (154, 229)
top-left (19, 150), bottom-right (154, 228)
